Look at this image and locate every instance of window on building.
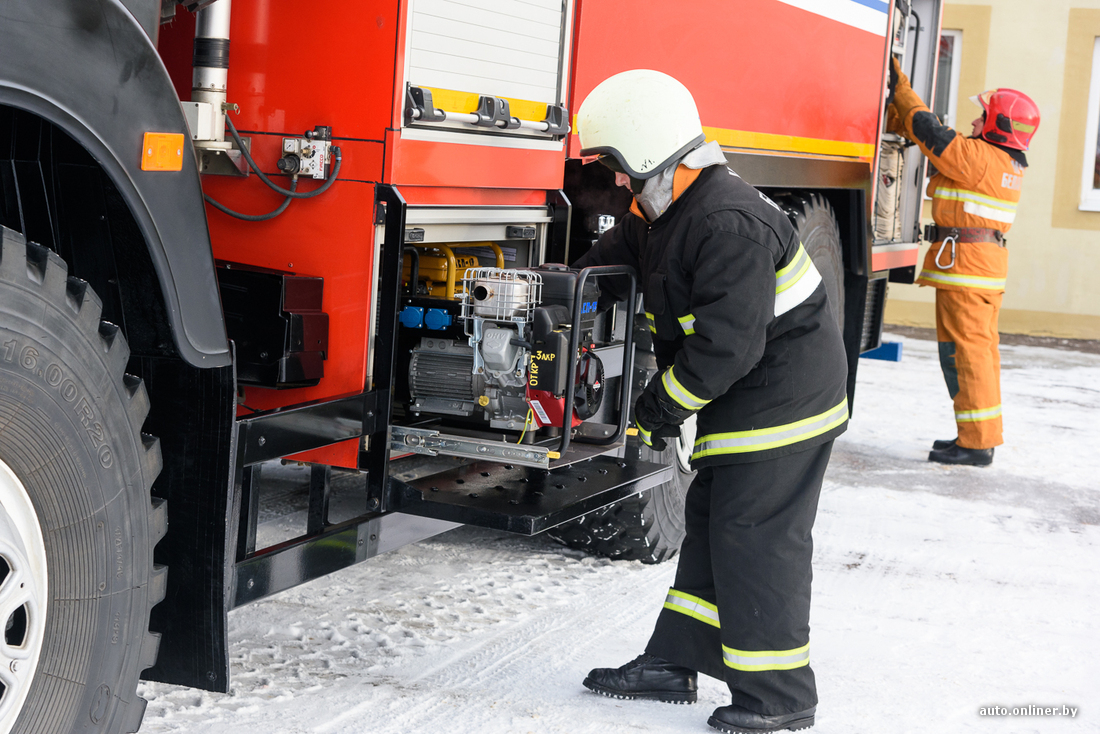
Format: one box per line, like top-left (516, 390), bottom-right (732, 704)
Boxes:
top-left (926, 30), bottom-right (962, 197)
top-left (934, 30), bottom-right (963, 129)
top-left (1080, 37), bottom-right (1100, 211)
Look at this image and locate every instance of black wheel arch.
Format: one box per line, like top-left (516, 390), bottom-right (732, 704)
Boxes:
top-left (0, 0), bottom-right (229, 369)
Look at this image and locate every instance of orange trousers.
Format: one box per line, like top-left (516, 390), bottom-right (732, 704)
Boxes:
top-left (935, 288), bottom-right (1003, 449)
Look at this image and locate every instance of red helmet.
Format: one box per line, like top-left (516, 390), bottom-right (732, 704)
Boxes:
top-left (970, 89), bottom-right (1040, 151)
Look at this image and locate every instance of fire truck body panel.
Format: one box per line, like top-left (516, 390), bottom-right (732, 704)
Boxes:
top-left (157, 2), bottom-right (576, 454)
top-left (569, 0), bottom-right (890, 164)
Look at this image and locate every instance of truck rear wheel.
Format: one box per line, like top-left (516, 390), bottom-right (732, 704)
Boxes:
top-left (0, 228), bottom-right (165, 734)
top-left (548, 426), bottom-right (694, 564)
top-left (548, 341), bottom-right (695, 564)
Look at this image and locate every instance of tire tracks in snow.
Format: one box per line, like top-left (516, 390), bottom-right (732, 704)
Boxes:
top-left (314, 546), bottom-right (679, 734)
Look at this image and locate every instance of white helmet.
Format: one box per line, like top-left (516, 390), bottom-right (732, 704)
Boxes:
top-left (577, 69), bottom-right (706, 179)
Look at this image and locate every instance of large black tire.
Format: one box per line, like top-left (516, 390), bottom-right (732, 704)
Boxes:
top-left (548, 344), bottom-right (695, 565)
top-left (548, 434), bottom-right (694, 564)
top-left (775, 193), bottom-right (845, 332)
top-left (0, 228), bottom-right (165, 734)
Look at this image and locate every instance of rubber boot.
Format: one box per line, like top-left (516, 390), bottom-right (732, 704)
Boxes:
top-left (709, 703), bottom-right (816, 732)
top-left (928, 444), bottom-right (993, 466)
top-left (583, 653), bottom-right (697, 703)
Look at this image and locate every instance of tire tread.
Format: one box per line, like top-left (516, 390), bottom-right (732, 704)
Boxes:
top-left (0, 226), bottom-right (166, 734)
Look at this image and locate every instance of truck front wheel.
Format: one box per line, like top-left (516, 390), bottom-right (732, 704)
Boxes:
top-left (0, 228), bottom-right (165, 734)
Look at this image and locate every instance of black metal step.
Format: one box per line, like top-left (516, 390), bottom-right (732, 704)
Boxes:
top-left (388, 455), bottom-right (673, 535)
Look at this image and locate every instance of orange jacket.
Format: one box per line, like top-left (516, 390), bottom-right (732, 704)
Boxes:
top-left (888, 75), bottom-right (1025, 293)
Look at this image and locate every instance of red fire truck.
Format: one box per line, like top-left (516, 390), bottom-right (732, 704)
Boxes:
top-left (0, 0), bottom-right (941, 731)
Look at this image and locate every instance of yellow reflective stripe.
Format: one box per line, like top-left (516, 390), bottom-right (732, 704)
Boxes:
top-left (678, 313), bottom-right (696, 336)
top-left (662, 368), bottom-right (710, 410)
top-left (645, 311), bottom-right (657, 334)
top-left (933, 187), bottom-right (1018, 212)
top-left (692, 398), bottom-right (848, 459)
top-left (722, 643), bottom-right (809, 671)
top-left (918, 269), bottom-right (1006, 290)
top-left (955, 405), bottom-right (1002, 422)
top-left (637, 424), bottom-right (653, 446)
top-left (663, 589), bottom-right (720, 628)
top-left (774, 253), bottom-right (822, 318)
top-left (775, 242), bottom-right (811, 294)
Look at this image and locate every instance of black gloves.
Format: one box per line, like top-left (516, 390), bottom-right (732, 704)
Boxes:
top-left (634, 372), bottom-right (695, 452)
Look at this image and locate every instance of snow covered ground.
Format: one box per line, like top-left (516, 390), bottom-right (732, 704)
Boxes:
top-left (137, 332), bottom-right (1100, 733)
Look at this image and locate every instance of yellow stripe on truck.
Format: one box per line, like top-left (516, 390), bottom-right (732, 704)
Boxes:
top-left (703, 126), bottom-right (875, 161)
top-left (571, 120), bottom-right (876, 161)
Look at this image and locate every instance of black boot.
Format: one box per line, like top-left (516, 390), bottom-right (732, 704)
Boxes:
top-left (708, 703), bottom-right (816, 732)
top-left (928, 443), bottom-right (993, 466)
top-left (583, 653), bottom-right (697, 703)
top-left (932, 437), bottom-right (957, 450)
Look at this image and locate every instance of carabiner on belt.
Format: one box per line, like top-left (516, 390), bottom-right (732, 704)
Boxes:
top-left (935, 235), bottom-right (957, 269)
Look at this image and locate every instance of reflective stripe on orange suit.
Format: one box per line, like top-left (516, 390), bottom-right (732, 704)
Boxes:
top-left (935, 289), bottom-right (1003, 449)
top-left (889, 78), bottom-right (1022, 449)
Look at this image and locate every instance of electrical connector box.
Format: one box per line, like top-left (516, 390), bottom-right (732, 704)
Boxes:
top-left (281, 136), bottom-right (331, 179)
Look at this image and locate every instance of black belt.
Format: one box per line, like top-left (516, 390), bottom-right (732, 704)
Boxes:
top-left (924, 224), bottom-right (1006, 246)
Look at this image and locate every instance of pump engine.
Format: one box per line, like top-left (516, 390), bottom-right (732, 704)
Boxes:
top-left (399, 263), bottom-right (604, 436)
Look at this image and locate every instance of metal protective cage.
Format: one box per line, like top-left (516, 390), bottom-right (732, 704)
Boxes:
top-left (459, 267), bottom-right (542, 330)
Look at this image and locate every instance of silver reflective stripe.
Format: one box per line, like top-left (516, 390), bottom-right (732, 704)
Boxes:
top-left (678, 313), bottom-right (696, 335)
top-left (693, 398), bottom-right (848, 459)
top-left (645, 311), bottom-right (657, 333)
top-left (775, 243), bottom-right (810, 292)
top-left (955, 405), bottom-right (1002, 422)
top-left (933, 187), bottom-right (1018, 225)
top-left (962, 201), bottom-right (1016, 224)
top-left (722, 643), bottom-right (810, 671)
top-left (662, 368), bottom-right (709, 410)
top-left (638, 424), bottom-right (653, 446)
top-left (663, 590), bottom-right (720, 628)
top-left (774, 244), bottom-right (823, 318)
top-left (918, 269), bottom-right (1007, 290)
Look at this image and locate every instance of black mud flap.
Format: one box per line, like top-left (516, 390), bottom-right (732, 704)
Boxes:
top-left (388, 455), bottom-right (673, 535)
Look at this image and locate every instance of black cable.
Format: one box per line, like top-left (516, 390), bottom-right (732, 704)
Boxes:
top-left (225, 115), bottom-right (342, 199)
top-left (205, 177), bottom-right (298, 221)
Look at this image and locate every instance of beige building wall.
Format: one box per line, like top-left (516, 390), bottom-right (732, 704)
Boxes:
top-left (885, 1), bottom-right (1100, 339)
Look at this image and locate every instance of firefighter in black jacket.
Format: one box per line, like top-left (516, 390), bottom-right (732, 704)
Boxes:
top-left (575, 70), bottom-right (849, 733)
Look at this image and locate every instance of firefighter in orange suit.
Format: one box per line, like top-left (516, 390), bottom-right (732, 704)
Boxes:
top-left (888, 57), bottom-right (1040, 466)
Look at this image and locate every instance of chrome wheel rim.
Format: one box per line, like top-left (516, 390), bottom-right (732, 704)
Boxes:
top-left (0, 459), bottom-right (48, 731)
top-left (675, 414), bottom-right (697, 474)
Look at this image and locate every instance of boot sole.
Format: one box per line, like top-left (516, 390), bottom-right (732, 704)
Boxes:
top-left (707, 713), bottom-right (815, 733)
top-left (582, 677), bottom-right (697, 704)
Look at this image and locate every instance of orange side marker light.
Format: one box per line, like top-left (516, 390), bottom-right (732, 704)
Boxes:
top-left (141, 132), bottom-right (185, 172)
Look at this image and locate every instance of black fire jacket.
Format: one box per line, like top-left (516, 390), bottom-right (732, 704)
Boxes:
top-left (577, 164), bottom-right (849, 467)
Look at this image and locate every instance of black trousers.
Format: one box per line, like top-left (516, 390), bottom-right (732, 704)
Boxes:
top-left (646, 441), bottom-right (832, 716)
